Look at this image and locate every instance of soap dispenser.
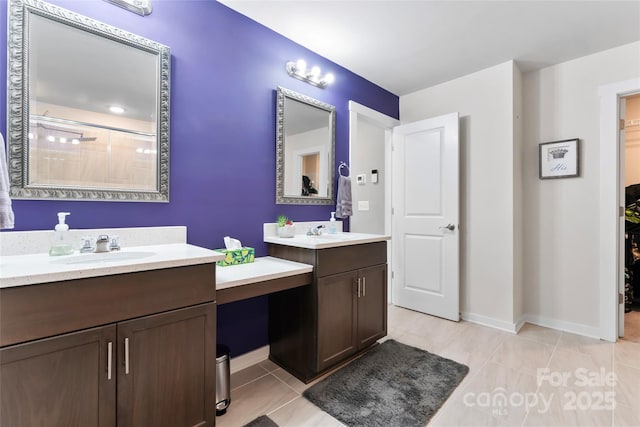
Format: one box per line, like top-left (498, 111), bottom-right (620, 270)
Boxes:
top-left (328, 212), bottom-right (337, 234)
top-left (49, 212), bottom-right (74, 256)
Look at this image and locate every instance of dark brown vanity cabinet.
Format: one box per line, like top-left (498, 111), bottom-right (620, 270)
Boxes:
top-left (0, 265), bottom-right (217, 427)
top-left (0, 325), bottom-right (117, 427)
top-left (268, 241), bottom-right (387, 383)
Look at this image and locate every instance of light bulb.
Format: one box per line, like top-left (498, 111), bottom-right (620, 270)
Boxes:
top-left (310, 66), bottom-right (321, 77)
top-left (110, 105), bottom-right (125, 114)
top-left (323, 73), bottom-right (335, 85)
top-left (71, 139), bottom-right (80, 145)
top-left (28, 132), bottom-right (34, 139)
top-left (296, 59), bottom-right (306, 72)
top-left (59, 137), bottom-right (67, 143)
top-left (136, 148), bottom-right (144, 153)
top-left (46, 136), bottom-right (55, 142)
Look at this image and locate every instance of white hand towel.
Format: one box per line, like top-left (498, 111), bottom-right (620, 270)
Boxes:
top-left (335, 175), bottom-right (352, 219)
top-left (0, 133), bottom-right (15, 229)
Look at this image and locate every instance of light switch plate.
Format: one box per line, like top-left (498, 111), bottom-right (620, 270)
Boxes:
top-left (358, 200), bottom-right (369, 211)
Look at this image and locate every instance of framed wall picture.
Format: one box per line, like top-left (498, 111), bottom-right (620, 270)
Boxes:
top-left (539, 138), bottom-right (580, 179)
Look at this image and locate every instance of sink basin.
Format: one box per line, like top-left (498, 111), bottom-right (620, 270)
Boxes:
top-left (51, 251), bottom-right (156, 265)
top-left (306, 233), bottom-right (355, 240)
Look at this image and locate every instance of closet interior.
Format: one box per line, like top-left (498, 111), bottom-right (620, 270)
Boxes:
top-left (624, 93), bottom-right (640, 343)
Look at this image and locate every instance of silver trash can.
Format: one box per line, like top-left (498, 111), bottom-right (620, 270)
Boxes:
top-left (216, 344), bottom-right (231, 416)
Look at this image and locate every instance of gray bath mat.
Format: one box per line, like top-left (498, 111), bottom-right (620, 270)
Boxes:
top-left (303, 339), bottom-right (468, 427)
top-left (242, 415), bottom-right (278, 427)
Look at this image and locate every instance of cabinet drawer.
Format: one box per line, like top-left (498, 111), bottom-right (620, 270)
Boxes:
top-left (315, 242), bottom-right (386, 277)
top-left (0, 263), bottom-right (216, 347)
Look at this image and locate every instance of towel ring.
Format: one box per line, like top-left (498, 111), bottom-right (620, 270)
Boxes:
top-left (339, 162), bottom-right (350, 177)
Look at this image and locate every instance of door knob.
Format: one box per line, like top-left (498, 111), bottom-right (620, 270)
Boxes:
top-left (439, 224), bottom-right (455, 231)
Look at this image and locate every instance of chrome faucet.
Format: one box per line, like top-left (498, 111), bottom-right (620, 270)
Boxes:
top-left (94, 235), bottom-right (110, 253)
top-left (81, 234), bottom-right (121, 253)
top-left (307, 225), bottom-right (326, 236)
top-left (80, 236), bottom-right (95, 253)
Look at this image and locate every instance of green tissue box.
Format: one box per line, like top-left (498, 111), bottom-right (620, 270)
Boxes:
top-left (215, 247), bottom-right (255, 267)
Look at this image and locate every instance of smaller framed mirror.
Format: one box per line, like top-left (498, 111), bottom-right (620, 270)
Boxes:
top-left (276, 87), bottom-right (336, 205)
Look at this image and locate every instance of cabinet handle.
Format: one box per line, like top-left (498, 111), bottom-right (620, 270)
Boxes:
top-left (357, 277), bottom-right (361, 298)
top-left (107, 341), bottom-right (113, 380)
top-left (124, 337), bottom-right (130, 375)
top-left (363, 277), bottom-right (366, 297)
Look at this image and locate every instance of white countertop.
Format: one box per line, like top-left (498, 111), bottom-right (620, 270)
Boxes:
top-left (0, 243), bottom-right (224, 288)
top-left (216, 256), bottom-right (313, 290)
top-left (264, 232), bottom-right (390, 250)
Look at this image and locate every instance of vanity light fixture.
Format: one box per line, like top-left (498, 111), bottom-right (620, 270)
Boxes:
top-left (285, 60), bottom-right (335, 88)
top-left (103, 0), bottom-right (152, 16)
top-left (109, 105), bottom-right (125, 114)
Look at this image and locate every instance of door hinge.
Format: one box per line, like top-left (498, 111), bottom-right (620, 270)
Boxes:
top-left (620, 119), bottom-right (626, 131)
top-left (620, 206), bottom-right (625, 217)
top-left (619, 292), bottom-right (624, 304)
top-left (391, 271), bottom-right (394, 279)
top-left (391, 207), bottom-right (394, 215)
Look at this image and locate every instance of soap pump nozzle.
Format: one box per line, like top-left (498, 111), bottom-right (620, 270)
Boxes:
top-left (56, 212), bottom-right (71, 231)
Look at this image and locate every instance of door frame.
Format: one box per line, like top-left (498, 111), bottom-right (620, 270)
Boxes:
top-left (348, 101), bottom-right (399, 302)
top-left (598, 78), bottom-right (640, 342)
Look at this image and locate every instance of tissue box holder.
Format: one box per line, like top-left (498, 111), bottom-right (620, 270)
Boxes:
top-left (215, 247), bottom-right (255, 267)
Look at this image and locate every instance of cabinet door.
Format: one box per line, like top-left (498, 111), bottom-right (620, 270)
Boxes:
top-left (117, 303), bottom-right (216, 427)
top-left (317, 271), bottom-right (358, 371)
top-left (0, 325), bottom-right (116, 427)
top-left (357, 264), bottom-right (388, 349)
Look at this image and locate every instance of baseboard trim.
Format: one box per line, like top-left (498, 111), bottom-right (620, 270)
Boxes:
top-left (230, 345), bottom-right (270, 374)
top-left (460, 311), bottom-right (521, 334)
top-left (523, 315), bottom-right (602, 340)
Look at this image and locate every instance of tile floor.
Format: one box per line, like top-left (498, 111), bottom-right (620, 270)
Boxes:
top-left (216, 305), bottom-right (640, 427)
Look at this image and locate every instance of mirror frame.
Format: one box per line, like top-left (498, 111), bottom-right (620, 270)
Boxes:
top-left (7, 0), bottom-right (171, 202)
top-left (276, 86), bottom-right (336, 205)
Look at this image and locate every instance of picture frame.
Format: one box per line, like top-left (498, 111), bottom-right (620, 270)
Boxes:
top-left (539, 138), bottom-right (580, 179)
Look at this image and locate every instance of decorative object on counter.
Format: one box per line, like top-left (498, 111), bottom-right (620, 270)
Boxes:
top-left (277, 215), bottom-right (295, 238)
top-left (303, 339), bottom-right (469, 427)
top-left (539, 138), bottom-right (580, 179)
top-left (0, 133), bottom-right (14, 229)
top-left (285, 59), bottom-right (335, 88)
top-left (49, 212), bottom-right (73, 256)
top-left (215, 247), bottom-right (255, 267)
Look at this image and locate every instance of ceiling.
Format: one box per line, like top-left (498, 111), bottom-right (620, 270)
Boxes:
top-left (219, 0), bottom-right (640, 96)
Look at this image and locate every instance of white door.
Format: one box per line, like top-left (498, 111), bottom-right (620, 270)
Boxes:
top-left (392, 113), bottom-right (460, 321)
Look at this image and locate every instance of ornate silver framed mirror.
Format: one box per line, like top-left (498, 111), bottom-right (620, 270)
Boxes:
top-left (7, 0), bottom-right (170, 201)
top-left (276, 86), bottom-right (336, 205)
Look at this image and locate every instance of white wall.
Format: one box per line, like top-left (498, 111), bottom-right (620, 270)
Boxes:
top-left (350, 119), bottom-right (386, 234)
top-left (400, 61), bottom-right (520, 329)
top-left (523, 41), bottom-right (640, 333)
top-left (284, 127), bottom-right (330, 196)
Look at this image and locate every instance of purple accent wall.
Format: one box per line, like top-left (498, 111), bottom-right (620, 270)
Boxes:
top-left (0, 0), bottom-right (399, 356)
